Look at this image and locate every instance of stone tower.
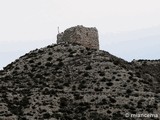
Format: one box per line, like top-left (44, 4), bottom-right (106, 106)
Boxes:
top-left (57, 25), bottom-right (99, 50)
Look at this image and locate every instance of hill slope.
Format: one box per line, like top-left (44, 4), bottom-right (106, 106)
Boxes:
top-left (0, 43), bottom-right (160, 120)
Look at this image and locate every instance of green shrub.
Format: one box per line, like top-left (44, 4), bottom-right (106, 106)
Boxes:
top-left (85, 65), bottom-right (92, 70)
top-left (45, 62), bottom-right (53, 67)
top-left (47, 57), bottom-right (52, 61)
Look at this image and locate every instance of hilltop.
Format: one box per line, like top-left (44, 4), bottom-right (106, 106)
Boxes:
top-left (0, 25), bottom-right (160, 120)
top-left (0, 43), bottom-right (160, 120)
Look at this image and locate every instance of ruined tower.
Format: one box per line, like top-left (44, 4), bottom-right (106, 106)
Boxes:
top-left (57, 25), bottom-right (99, 50)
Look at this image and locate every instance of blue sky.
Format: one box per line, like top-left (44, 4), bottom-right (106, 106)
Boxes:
top-left (0, 0), bottom-right (160, 69)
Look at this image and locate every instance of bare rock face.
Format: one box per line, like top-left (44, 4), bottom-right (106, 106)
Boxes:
top-left (57, 25), bottom-right (99, 50)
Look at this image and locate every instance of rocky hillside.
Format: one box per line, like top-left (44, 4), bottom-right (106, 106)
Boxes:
top-left (0, 43), bottom-right (160, 120)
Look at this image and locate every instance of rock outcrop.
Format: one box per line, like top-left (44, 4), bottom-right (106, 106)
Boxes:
top-left (57, 25), bottom-right (99, 50)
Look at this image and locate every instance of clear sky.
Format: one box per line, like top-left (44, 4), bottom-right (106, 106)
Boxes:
top-left (0, 0), bottom-right (160, 69)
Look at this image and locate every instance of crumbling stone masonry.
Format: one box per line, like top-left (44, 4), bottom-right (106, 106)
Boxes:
top-left (57, 25), bottom-right (99, 50)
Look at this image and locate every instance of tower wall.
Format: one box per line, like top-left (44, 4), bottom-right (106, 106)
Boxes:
top-left (57, 25), bottom-right (99, 50)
